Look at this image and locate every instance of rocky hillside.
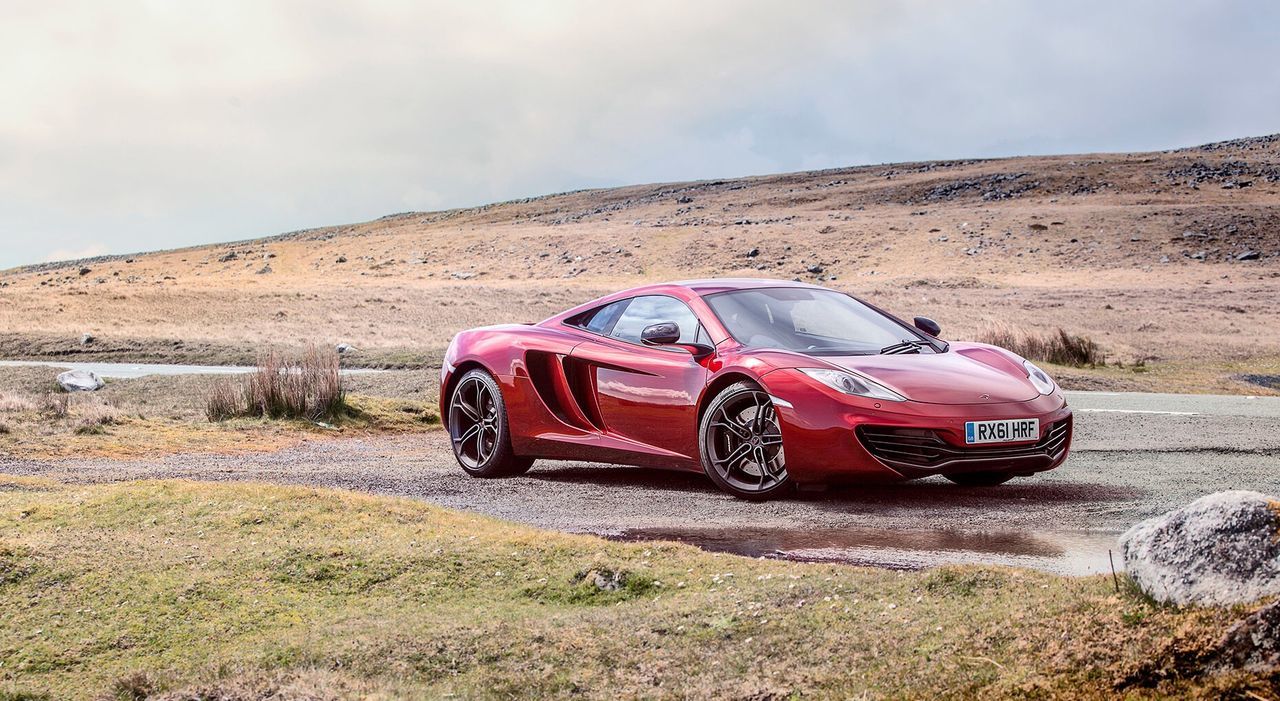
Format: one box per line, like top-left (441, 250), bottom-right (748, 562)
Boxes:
top-left (7, 134), bottom-right (1280, 286)
top-left (1, 134), bottom-right (1277, 393)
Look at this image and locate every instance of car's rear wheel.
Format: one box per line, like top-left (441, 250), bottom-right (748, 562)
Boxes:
top-left (448, 368), bottom-right (533, 477)
top-left (944, 471), bottom-right (1014, 486)
top-left (700, 382), bottom-right (790, 500)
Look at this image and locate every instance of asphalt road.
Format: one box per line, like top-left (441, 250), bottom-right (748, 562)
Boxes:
top-left (4, 391), bottom-right (1278, 575)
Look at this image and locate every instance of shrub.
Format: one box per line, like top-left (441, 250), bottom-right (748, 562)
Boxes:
top-left (973, 323), bottom-right (1103, 367)
top-left (206, 347), bottom-right (347, 422)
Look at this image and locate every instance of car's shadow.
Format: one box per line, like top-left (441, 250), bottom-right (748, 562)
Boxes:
top-left (524, 462), bottom-right (1141, 507)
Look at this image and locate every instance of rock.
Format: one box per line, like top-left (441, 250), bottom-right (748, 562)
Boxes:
top-left (1215, 599), bottom-right (1280, 671)
top-left (675, 195), bottom-right (693, 204)
top-left (1237, 251), bottom-right (1262, 261)
top-left (79, 333), bottom-right (95, 346)
top-left (78, 267), bottom-right (91, 276)
top-left (218, 252), bottom-right (238, 263)
top-left (336, 343), bottom-right (355, 355)
top-left (335, 255), bottom-right (348, 263)
top-left (1028, 223), bottom-right (1048, 231)
top-left (1121, 490), bottom-right (1280, 605)
top-left (451, 271), bottom-right (477, 280)
top-left (745, 248), bottom-right (760, 258)
top-left (806, 264), bottom-right (824, 274)
top-left (56, 370), bottom-right (104, 392)
top-left (256, 264), bottom-right (273, 275)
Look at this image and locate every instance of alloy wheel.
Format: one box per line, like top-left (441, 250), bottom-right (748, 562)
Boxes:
top-left (706, 389), bottom-right (786, 493)
top-left (449, 375), bottom-right (500, 469)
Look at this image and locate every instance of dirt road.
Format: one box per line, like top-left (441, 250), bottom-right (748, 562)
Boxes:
top-left (4, 391), bottom-right (1277, 575)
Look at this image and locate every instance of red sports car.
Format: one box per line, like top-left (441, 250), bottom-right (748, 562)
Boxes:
top-left (440, 279), bottom-right (1072, 500)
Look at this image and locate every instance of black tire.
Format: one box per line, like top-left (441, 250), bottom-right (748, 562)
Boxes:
top-left (447, 368), bottom-right (533, 477)
top-left (944, 471), bottom-right (1014, 486)
top-left (699, 381), bottom-right (791, 501)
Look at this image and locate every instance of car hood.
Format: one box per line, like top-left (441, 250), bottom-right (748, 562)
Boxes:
top-left (754, 345), bottom-right (1041, 404)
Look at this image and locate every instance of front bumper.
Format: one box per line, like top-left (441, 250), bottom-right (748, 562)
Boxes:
top-left (761, 369), bottom-right (1073, 484)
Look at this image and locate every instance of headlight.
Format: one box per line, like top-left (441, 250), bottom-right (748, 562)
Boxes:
top-left (1023, 359), bottom-right (1056, 395)
top-left (799, 368), bottom-right (906, 402)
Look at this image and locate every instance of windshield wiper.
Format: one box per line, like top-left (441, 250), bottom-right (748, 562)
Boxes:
top-left (880, 340), bottom-right (924, 355)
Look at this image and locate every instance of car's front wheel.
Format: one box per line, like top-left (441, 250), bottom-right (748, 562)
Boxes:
top-left (448, 368), bottom-right (533, 477)
top-left (699, 382), bottom-right (791, 500)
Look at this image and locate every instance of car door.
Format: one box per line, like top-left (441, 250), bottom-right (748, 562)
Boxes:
top-left (569, 295), bottom-right (711, 460)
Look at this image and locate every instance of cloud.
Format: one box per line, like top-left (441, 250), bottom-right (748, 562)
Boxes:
top-left (1, 0), bottom-right (1278, 269)
top-left (43, 243), bottom-right (108, 264)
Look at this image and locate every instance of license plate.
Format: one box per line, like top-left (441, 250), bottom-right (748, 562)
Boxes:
top-left (965, 418), bottom-right (1039, 444)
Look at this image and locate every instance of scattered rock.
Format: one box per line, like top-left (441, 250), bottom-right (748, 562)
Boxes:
top-left (1237, 251), bottom-right (1262, 261)
top-left (1236, 374), bottom-right (1280, 391)
top-left (1121, 490), bottom-right (1280, 605)
top-left (1215, 599), bottom-right (1280, 671)
top-left (56, 370), bottom-right (104, 392)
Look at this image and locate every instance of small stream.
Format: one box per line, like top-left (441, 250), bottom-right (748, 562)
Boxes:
top-left (0, 360), bottom-right (386, 379)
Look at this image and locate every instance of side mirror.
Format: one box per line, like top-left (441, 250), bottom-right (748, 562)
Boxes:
top-left (640, 322), bottom-right (681, 345)
top-left (913, 316), bottom-right (942, 337)
top-left (641, 322), bottom-right (715, 359)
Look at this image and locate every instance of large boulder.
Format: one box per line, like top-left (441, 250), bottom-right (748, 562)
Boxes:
top-left (1121, 491), bottom-right (1280, 605)
top-left (56, 370), bottom-right (104, 392)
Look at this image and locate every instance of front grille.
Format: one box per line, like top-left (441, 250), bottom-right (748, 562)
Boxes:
top-left (857, 418), bottom-right (1070, 472)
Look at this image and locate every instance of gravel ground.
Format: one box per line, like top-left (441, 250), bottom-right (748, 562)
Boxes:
top-left (2, 391), bottom-right (1277, 574)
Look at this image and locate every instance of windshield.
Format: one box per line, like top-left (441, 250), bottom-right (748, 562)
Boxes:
top-left (704, 288), bottom-right (930, 355)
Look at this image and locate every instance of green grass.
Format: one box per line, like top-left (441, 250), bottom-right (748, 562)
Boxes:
top-left (0, 477), bottom-right (1271, 699)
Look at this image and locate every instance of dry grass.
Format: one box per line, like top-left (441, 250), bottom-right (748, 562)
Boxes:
top-left (973, 322), bottom-right (1104, 367)
top-left (40, 392), bottom-right (69, 419)
top-left (71, 401), bottom-right (122, 435)
top-left (0, 477), bottom-right (1270, 700)
top-left (0, 392), bottom-right (38, 413)
top-left (206, 348), bottom-right (346, 422)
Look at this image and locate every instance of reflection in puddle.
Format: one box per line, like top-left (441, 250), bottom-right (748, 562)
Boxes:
top-left (610, 526), bottom-right (1121, 576)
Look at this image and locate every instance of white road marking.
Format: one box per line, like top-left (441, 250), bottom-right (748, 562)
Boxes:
top-left (1077, 408), bottom-right (1199, 416)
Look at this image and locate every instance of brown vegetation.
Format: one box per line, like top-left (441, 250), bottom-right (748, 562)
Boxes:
top-left (973, 323), bottom-right (1104, 367)
top-left (206, 348), bottom-right (346, 422)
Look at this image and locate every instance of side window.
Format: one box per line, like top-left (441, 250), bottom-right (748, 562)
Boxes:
top-left (610, 295), bottom-right (701, 344)
top-left (570, 299), bottom-right (630, 335)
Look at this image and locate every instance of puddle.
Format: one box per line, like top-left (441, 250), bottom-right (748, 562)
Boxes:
top-left (609, 525), bottom-right (1121, 576)
top-left (0, 360), bottom-right (386, 380)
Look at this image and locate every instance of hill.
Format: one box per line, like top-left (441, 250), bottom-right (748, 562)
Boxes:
top-left (2, 134), bottom-right (1278, 393)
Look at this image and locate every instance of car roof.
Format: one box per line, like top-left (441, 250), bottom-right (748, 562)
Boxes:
top-left (537, 277), bottom-right (828, 333)
top-left (667, 277), bottom-right (826, 296)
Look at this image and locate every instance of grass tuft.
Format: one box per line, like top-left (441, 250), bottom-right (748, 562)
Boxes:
top-left (106, 671), bottom-right (157, 701)
top-left (0, 393), bottom-right (38, 413)
top-left (974, 323), bottom-right (1104, 367)
top-left (206, 347), bottom-right (347, 422)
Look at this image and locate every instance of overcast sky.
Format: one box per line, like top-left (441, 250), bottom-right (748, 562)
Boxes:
top-left (2, 1), bottom-right (1278, 269)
